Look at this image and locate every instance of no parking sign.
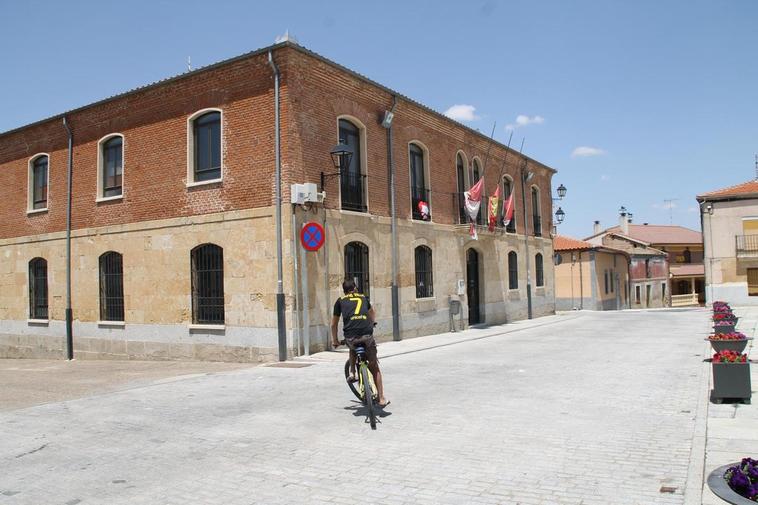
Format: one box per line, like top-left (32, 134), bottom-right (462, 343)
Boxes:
top-left (300, 221), bottom-right (325, 252)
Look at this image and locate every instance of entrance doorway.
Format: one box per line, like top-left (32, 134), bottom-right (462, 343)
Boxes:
top-left (466, 249), bottom-right (481, 324)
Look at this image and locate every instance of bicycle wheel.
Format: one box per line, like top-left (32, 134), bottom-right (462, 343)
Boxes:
top-left (361, 364), bottom-right (376, 430)
top-left (344, 359), bottom-right (362, 400)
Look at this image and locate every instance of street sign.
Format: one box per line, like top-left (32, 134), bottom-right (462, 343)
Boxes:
top-left (300, 221), bottom-right (325, 252)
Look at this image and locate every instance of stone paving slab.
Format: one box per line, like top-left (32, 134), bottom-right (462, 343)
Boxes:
top-left (0, 309), bottom-right (711, 504)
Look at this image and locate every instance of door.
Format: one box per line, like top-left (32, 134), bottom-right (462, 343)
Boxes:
top-left (466, 249), bottom-right (481, 324)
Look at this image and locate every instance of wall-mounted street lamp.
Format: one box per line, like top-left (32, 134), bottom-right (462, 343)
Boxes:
top-left (556, 184), bottom-right (567, 200)
top-left (321, 140), bottom-right (353, 191)
top-left (555, 206), bottom-right (565, 224)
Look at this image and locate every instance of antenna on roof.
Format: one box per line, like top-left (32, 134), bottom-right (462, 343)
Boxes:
top-left (754, 154), bottom-right (757, 181)
top-left (663, 198), bottom-right (678, 225)
top-left (187, 57), bottom-right (192, 72)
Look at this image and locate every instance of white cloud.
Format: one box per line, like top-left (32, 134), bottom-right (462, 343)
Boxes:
top-left (505, 114), bottom-right (545, 130)
top-left (571, 146), bottom-right (606, 158)
top-left (600, 174), bottom-right (610, 181)
top-left (444, 104), bottom-right (480, 122)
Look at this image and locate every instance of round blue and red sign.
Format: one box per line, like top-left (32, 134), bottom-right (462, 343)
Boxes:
top-left (300, 221), bottom-right (325, 251)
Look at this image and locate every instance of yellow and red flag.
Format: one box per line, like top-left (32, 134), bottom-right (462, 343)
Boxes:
top-left (487, 185), bottom-right (501, 232)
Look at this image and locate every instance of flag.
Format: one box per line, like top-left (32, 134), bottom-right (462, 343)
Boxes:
top-left (502, 192), bottom-right (515, 227)
top-left (487, 185), bottom-right (501, 232)
top-left (464, 179), bottom-right (484, 239)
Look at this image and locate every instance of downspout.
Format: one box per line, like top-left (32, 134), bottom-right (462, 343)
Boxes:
top-left (578, 251), bottom-right (584, 310)
top-left (268, 50), bottom-right (287, 361)
top-left (385, 96), bottom-right (400, 341)
top-left (62, 117), bottom-right (74, 360)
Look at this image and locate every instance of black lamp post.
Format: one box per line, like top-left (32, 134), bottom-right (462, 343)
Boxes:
top-left (556, 184), bottom-right (567, 200)
top-left (555, 207), bottom-right (565, 224)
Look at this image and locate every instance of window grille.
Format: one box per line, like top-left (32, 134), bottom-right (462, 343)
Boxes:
top-left (531, 187), bottom-right (541, 236)
top-left (191, 244), bottom-right (225, 324)
top-left (99, 252), bottom-right (124, 321)
top-left (193, 112), bottom-right (221, 182)
top-left (414, 246), bottom-right (434, 298)
top-left (344, 241), bottom-right (370, 298)
top-left (508, 251), bottom-right (518, 289)
top-left (410, 144), bottom-right (429, 220)
top-left (32, 156), bottom-right (48, 209)
top-left (535, 253), bottom-right (544, 287)
top-left (456, 154), bottom-right (467, 224)
top-left (28, 258), bottom-right (48, 319)
top-left (103, 137), bottom-right (123, 197)
top-left (338, 120), bottom-right (366, 212)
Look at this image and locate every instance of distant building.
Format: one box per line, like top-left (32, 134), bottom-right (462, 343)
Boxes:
top-left (697, 179), bottom-right (758, 305)
top-left (585, 213), bottom-right (675, 308)
top-left (553, 236), bottom-right (630, 311)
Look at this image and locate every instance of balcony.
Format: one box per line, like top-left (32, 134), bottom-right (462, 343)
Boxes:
top-left (340, 173), bottom-right (367, 213)
top-left (532, 215), bottom-right (542, 237)
top-left (736, 234), bottom-right (758, 258)
top-left (412, 186), bottom-right (431, 220)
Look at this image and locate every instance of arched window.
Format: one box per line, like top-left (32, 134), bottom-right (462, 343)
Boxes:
top-left (531, 186), bottom-right (542, 236)
top-left (683, 248), bottom-right (692, 263)
top-left (29, 155), bottom-right (49, 211)
top-left (535, 253), bottom-right (544, 287)
top-left (472, 159), bottom-right (484, 225)
top-left (344, 241), bottom-right (370, 297)
top-left (29, 258), bottom-right (48, 319)
top-left (414, 245), bottom-right (433, 298)
top-left (508, 251), bottom-right (518, 290)
top-left (456, 153), bottom-right (468, 224)
top-left (502, 175), bottom-right (516, 232)
top-left (99, 135), bottom-right (123, 198)
top-left (409, 143), bottom-right (429, 220)
top-left (190, 110), bottom-right (222, 183)
top-left (191, 244), bottom-right (225, 324)
top-left (99, 252), bottom-right (124, 322)
top-left (338, 118), bottom-right (366, 212)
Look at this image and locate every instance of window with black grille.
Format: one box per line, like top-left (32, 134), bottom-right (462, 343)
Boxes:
top-left (32, 155), bottom-right (48, 209)
top-left (193, 111), bottom-right (221, 182)
top-left (102, 137), bottom-right (123, 197)
top-left (28, 258), bottom-right (48, 319)
top-left (191, 244), bottom-right (225, 324)
top-left (99, 252), bottom-right (124, 321)
top-left (456, 154), bottom-right (467, 224)
top-left (410, 144), bottom-right (429, 220)
top-left (344, 241), bottom-right (370, 298)
top-left (535, 253), bottom-right (544, 287)
top-left (338, 119), bottom-right (366, 212)
top-left (531, 186), bottom-right (541, 236)
top-left (508, 251), bottom-right (518, 289)
top-left (414, 245), bottom-right (434, 298)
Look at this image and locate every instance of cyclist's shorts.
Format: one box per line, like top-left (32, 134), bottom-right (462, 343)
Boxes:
top-left (345, 334), bottom-right (378, 365)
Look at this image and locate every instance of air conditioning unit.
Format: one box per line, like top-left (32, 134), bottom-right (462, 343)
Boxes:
top-left (290, 183), bottom-right (325, 205)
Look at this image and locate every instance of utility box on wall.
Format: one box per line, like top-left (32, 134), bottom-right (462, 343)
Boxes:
top-left (290, 183), bottom-right (325, 205)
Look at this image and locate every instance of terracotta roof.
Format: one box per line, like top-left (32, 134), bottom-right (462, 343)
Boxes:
top-left (554, 235), bottom-right (595, 251)
top-left (670, 264), bottom-right (705, 277)
top-left (602, 224), bottom-right (701, 245)
top-left (698, 179), bottom-right (758, 200)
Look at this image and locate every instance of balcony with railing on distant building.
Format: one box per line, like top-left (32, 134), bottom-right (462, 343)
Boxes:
top-left (532, 215), bottom-right (542, 237)
top-left (736, 234), bottom-right (758, 258)
top-left (411, 186), bottom-right (431, 220)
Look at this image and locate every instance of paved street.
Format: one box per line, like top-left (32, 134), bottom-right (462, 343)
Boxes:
top-left (1, 310), bottom-right (713, 504)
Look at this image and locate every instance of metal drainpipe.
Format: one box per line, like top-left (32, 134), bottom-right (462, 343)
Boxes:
top-left (386, 96), bottom-right (400, 341)
top-left (578, 251), bottom-right (584, 310)
top-left (520, 162), bottom-right (532, 319)
top-left (62, 117), bottom-right (74, 360)
top-left (268, 50), bottom-right (287, 361)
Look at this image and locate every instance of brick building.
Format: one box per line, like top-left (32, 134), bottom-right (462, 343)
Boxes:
top-left (0, 41), bottom-right (557, 362)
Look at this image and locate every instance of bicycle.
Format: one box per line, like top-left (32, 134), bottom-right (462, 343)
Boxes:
top-left (340, 339), bottom-right (378, 430)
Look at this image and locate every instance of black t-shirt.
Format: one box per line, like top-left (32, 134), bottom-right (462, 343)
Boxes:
top-left (333, 292), bottom-right (373, 337)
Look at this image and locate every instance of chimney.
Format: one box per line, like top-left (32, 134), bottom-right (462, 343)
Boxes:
top-left (593, 220), bottom-right (601, 235)
top-left (619, 212), bottom-right (629, 235)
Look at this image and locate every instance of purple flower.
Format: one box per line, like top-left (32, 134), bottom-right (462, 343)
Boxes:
top-left (729, 468), bottom-right (751, 491)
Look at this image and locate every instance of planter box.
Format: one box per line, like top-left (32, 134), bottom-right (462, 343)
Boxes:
top-left (714, 325), bottom-right (736, 334)
top-left (713, 316), bottom-right (739, 325)
top-left (707, 337), bottom-right (753, 353)
top-left (711, 362), bottom-right (752, 404)
top-left (707, 463), bottom-right (756, 504)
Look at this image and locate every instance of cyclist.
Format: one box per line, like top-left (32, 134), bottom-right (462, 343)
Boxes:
top-left (331, 279), bottom-right (389, 408)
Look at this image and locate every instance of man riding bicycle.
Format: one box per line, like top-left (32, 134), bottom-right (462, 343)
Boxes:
top-left (331, 279), bottom-right (389, 408)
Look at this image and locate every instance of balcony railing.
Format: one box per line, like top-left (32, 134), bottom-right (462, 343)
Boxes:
top-left (451, 192), bottom-right (511, 229)
top-left (412, 186), bottom-right (431, 220)
top-left (533, 215), bottom-right (542, 237)
top-left (340, 173), bottom-right (367, 213)
top-left (736, 234), bottom-right (758, 258)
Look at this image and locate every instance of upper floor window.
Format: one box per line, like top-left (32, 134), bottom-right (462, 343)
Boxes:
top-left (98, 135), bottom-right (123, 199)
top-left (29, 258), bottom-right (48, 319)
top-left (410, 143), bottom-right (430, 220)
top-left (338, 118), bottom-right (366, 212)
top-left (99, 251), bottom-right (124, 322)
top-left (503, 175), bottom-right (516, 233)
top-left (683, 248), bottom-right (692, 263)
top-left (415, 245), bottom-right (434, 298)
top-left (531, 186), bottom-right (541, 237)
top-left (28, 154), bottom-right (49, 211)
top-left (472, 159), bottom-right (484, 225)
top-left (456, 152), bottom-right (468, 224)
top-left (191, 243), bottom-right (225, 324)
top-left (508, 251), bottom-right (518, 289)
top-left (345, 241), bottom-right (370, 298)
top-left (535, 253), bottom-right (544, 287)
top-left (189, 110), bottom-right (222, 184)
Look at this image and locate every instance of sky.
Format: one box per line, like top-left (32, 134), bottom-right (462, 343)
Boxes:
top-left (2, 0), bottom-right (757, 238)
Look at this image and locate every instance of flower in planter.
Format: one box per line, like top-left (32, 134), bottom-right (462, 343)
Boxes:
top-left (713, 312), bottom-right (737, 321)
top-left (714, 320), bottom-right (737, 326)
top-left (713, 350), bottom-right (748, 363)
top-left (724, 457), bottom-right (758, 500)
top-left (710, 332), bottom-right (747, 341)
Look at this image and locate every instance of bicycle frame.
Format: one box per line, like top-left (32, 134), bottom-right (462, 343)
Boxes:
top-left (354, 346), bottom-right (377, 401)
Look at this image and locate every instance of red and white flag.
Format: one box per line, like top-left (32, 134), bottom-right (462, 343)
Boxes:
top-left (502, 192), bottom-right (514, 227)
top-left (487, 185), bottom-right (501, 232)
top-left (464, 178), bottom-right (484, 239)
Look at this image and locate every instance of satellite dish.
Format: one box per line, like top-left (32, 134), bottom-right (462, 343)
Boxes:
top-left (554, 253), bottom-right (563, 266)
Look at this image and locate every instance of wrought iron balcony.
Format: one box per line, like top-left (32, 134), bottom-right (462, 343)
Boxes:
top-left (412, 186), bottom-right (431, 220)
top-left (533, 215), bottom-right (542, 237)
top-left (736, 234), bottom-right (758, 258)
top-left (340, 173), bottom-right (367, 213)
